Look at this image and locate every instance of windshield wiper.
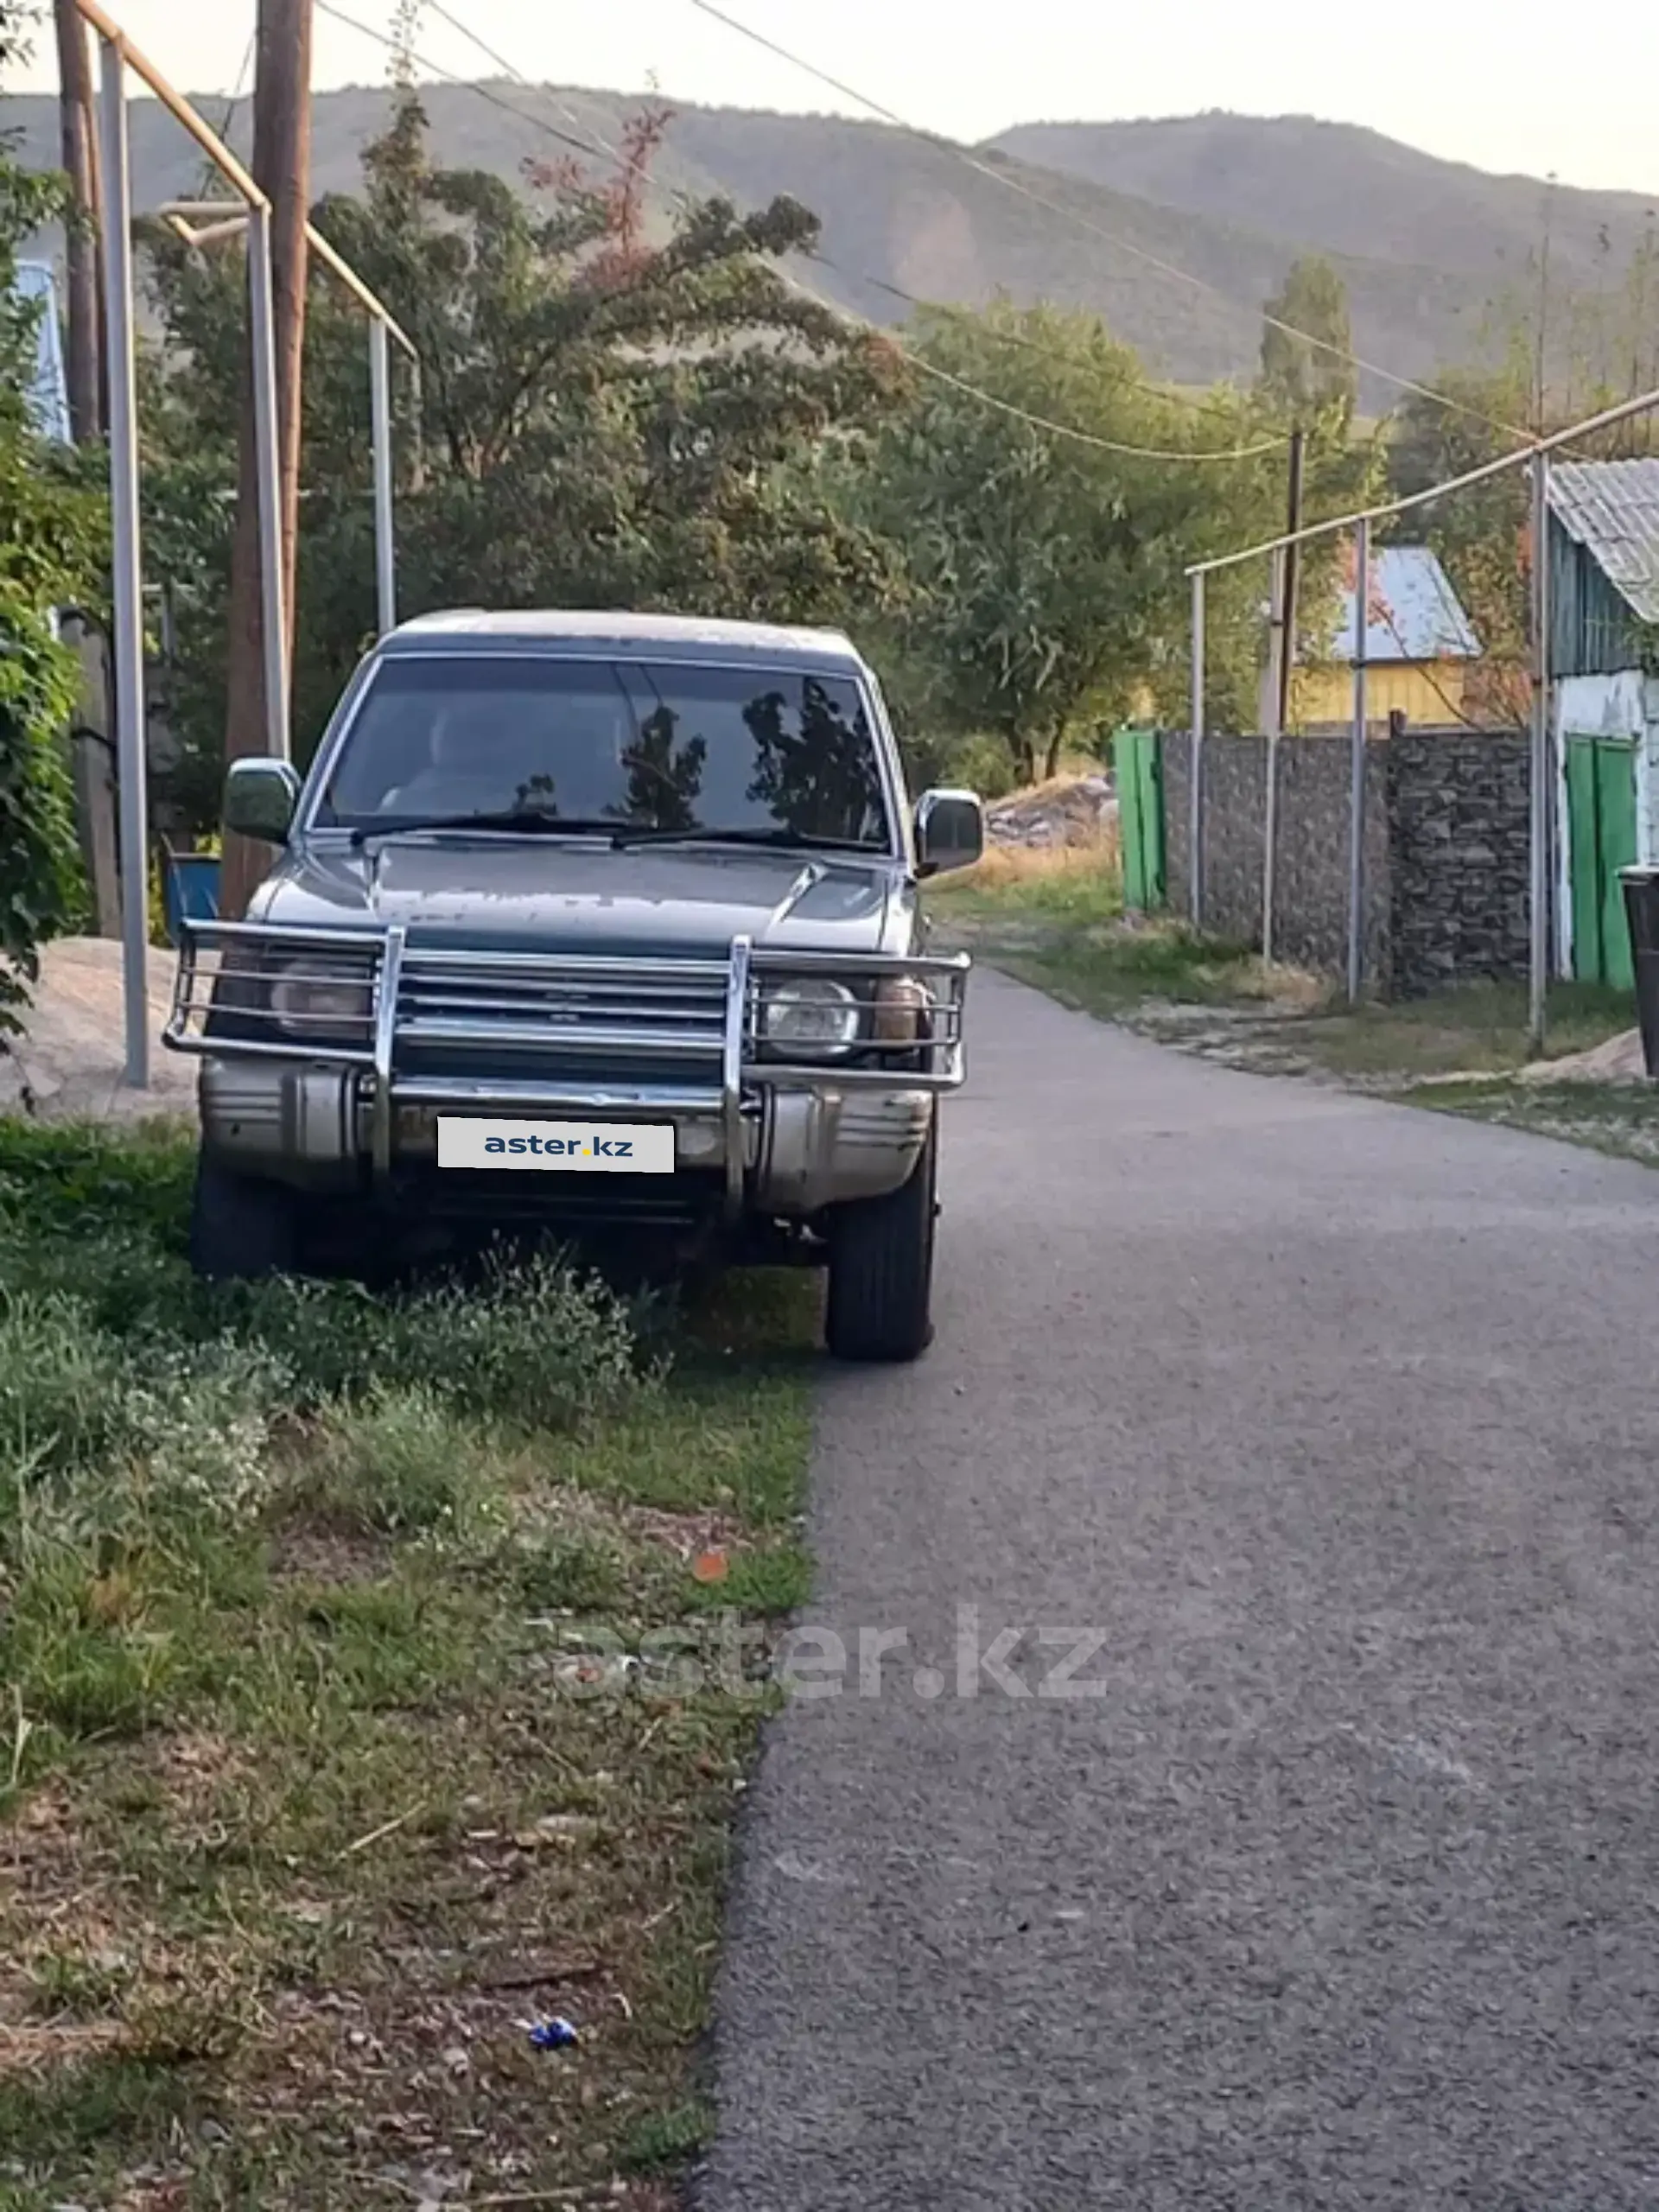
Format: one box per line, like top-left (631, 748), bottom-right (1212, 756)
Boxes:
top-left (347, 811), bottom-right (621, 847)
top-left (612, 826), bottom-right (885, 855)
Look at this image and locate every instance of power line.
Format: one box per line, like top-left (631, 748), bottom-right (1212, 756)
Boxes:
top-left (313, 0), bottom-right (612, 164)
top-left (683, 0), bottom-right (1544, 447)
top-left (421, 0), bottom-right (666, 193)
top-left (838, 262), bottom-right (1284, 430)
top-left (342, 0), bottom-right (1283, 465)
top-left (891, 351), bottom-right (1287, 462)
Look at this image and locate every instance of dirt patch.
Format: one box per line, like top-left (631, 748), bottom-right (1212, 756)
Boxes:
top-left (1517, 1027), bottom-right (1649, 1087)
top-left (986, 773), bottom-right (1118, 852)
top-left (2, 938), bottom-right (194, 1124)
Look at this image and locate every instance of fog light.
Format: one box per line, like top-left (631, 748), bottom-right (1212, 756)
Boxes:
top-left (874, 975), bottom-right (930, 1042)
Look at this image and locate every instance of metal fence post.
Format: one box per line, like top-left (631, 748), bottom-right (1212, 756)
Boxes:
top-left (1345, 518), bottom-right (1370, 1004)
top-left (1190, 569), bottom-right (1205, 930)
top-left (246, 200), bottom-right (289, 761)
top-left (1262, 547), bottom-right (1283, 963)
top-left (98, 35), bottom-right (148, 1089)
top-left (370, 315), bottom-right (396, 636)
top-left (1529, 448), bottom-right (1552, 1052)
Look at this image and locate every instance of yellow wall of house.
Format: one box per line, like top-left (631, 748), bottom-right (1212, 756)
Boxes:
top-left (1291, 661), bottom-right (1469, 728)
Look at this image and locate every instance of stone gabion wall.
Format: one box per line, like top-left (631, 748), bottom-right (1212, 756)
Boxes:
top-left (1387, 728), bottom-right (1532, 996)
top-left (1159, 727), bottom-right (1529, 999)
top-left (1160, 730), bottom-right (1392, 983)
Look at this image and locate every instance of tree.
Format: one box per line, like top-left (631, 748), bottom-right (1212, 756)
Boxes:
top-left (1385, 236), bottom-right (1659, 728)
top-left (140, 99), bottom-right (906, 827)
top-left (842, 301), bottom-right (1367, 778)
top-left (0, 15), bottom-right (105, 1033)
top-left (1260, 256), bottom-right (1358, 426)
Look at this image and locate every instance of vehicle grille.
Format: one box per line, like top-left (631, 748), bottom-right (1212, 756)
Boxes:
top-left (392, 947), bottom-right (731, 1081)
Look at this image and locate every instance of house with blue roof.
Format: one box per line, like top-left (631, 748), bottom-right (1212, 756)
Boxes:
top-left (1291, 543), bottom-right (1483, 730)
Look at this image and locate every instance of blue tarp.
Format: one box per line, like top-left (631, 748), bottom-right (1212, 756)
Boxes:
top-left (162, 855), bottom-right (222, 945)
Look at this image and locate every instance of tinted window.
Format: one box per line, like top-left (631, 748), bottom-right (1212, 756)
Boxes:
top-left (315, 655), bottom-right (892, 847)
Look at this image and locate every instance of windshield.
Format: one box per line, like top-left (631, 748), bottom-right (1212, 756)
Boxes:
top-left (313, 653), bottom-right (894, 849)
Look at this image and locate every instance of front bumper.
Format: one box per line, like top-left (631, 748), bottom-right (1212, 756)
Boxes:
top-left (167, 925), bottom-right (969, 1218)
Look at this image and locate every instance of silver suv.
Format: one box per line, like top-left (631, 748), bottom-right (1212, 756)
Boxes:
top-left (165, 610), bottom-right (982, 1362)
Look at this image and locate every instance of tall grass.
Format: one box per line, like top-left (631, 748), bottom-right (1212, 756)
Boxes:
top-left (0, 1122), bottom-right (652, 1783)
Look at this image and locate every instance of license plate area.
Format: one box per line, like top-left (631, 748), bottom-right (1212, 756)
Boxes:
top-left (436, 1117), bottom-right (675, 1173)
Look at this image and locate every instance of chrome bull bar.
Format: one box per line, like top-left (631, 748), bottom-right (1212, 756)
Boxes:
top-left (164, 919), bottom-right (970, 1211)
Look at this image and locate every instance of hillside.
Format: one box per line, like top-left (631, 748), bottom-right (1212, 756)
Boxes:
top-left (2, 84), bottom-right (1648, 395)
top-left (990, 113), bottom-right (1659, 293)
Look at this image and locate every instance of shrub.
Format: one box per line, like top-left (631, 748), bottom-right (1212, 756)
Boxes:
top-left (300, 1382), bottom-right (498, 1538)
top-left (233, 1251), bottom-right (647, 1430)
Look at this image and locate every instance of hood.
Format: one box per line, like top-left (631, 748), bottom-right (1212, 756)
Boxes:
top-left (252, 835), bottom-right (909, 957)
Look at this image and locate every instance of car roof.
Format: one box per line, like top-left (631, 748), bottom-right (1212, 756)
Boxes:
top-left (380, 608), bottom-right (871, 678)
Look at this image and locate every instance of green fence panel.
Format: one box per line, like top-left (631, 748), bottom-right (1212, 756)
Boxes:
top-left (1114, 728), bottom-right (1165, 912)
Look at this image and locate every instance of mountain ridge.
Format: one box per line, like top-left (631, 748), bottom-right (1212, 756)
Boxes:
top-left (2, 86), bottom-right (1649, 397)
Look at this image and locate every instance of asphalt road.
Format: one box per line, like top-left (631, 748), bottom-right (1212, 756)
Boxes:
top-left (701, 969), bottom-right (1659, 2212)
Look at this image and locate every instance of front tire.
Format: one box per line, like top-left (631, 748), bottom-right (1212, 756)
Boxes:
top-left (823, 1124), bottom-right (938, 1363)
top-left (188, 1152), bottom-right (302, 1281)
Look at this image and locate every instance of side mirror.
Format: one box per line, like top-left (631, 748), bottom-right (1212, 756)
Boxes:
top-left (914, 787), bottom-right (985, 878)
top-left (224, 758), bottom-right (300, 844)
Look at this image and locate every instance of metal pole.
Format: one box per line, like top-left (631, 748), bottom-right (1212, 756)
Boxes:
top-left (370, 315), bottom-right (397, 636)
top-left (1345, 518), bottom-right (1370, 1005)
top-left (98, 37), bottom-right (148, 1089)
top-left (1189, 569), bottom-right (1205, 930)
top-left (1262, 547), bottom-right (1283, 963)
top-left (1529, 448), bottom-right (1552, 1052)
top-left (246, 200), bottom-right (289, 760)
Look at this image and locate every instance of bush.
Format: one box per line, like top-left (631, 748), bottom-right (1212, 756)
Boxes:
top-left (300, 1382), bottom-right (499, 1538)
top-left (232, 1252), bottom-right (647, 1429)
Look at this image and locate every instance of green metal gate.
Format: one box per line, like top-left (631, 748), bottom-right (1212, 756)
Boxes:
top-left (1115, 727), bottom-right (1165, 912)
top-left (1565, 735), bottom-right (1638, 989)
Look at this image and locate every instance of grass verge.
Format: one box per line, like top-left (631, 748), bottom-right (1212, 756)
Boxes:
top-left (0, 1120), bottom-right (817, 2209)
top-left (933, 858), bottom-right (1657, 1156)
top-left (1409, 1075), bottom-right (1659, 1163)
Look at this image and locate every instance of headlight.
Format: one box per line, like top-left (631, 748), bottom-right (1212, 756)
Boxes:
top-left (761, 978), bottom-right (861, 1059)
top-left (268, 957), bottom-right (375, 1039)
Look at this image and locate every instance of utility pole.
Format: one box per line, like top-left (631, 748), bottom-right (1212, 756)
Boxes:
top-left (55, 1), bottom-right (121, 938)
top-left (219, 0), bottom-right (313, 919)
top-left (54, 0), bottom-right (103, 442)
top-left (1262, 425), bottom-right (1306, 963)
top-left (1276, 427), bottom-right (1306, 734)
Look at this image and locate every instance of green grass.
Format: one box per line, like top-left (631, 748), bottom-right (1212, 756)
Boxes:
top-left (0, 1118), bottom-right (820, 2207)
top-left (927, 849), bottom-right (1126, 933)
top-left (1415, 1075), bottom-right (1659, 1163)
top-left (942, 879), bottom-right (1640, 1090)
top-left (1283, 980), bottom-right (1636, 1084)
top-left (948, 887), bottom-right (1656, 1166)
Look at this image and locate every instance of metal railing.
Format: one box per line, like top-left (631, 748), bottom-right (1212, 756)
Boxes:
top-left (165, 921), bottom-right (970, 1207)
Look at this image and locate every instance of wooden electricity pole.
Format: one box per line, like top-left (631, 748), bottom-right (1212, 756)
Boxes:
top-left (53, 0), bottom-right (122, 937)
top-left (54, 0), bottom-right (103, 443)
top-left (219, 0), bottom-right (313, 918)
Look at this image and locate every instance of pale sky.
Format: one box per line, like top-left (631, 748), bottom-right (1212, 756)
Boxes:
top-left (10, 0), bottom-right (1659, 199)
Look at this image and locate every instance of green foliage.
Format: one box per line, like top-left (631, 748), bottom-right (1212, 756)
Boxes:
top-left (140, 99), bottom-right (905, 821)
top-left (1387, 237), bottom-right (1659, 722)
top-left (0, 1120), bottom-right (656, 1773)
top-left (1259, 254), bottom-right (1358, 425)
top-left (844, 300), bottom-right (1373, 773)
top-left (0, 130), bottom-right (105, 1030)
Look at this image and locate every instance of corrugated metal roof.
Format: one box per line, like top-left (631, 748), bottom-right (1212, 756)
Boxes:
top-left (1322, 544), bottom-right (1481, 664)
top-left (1548, 459), bottom-right (1659, 626)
